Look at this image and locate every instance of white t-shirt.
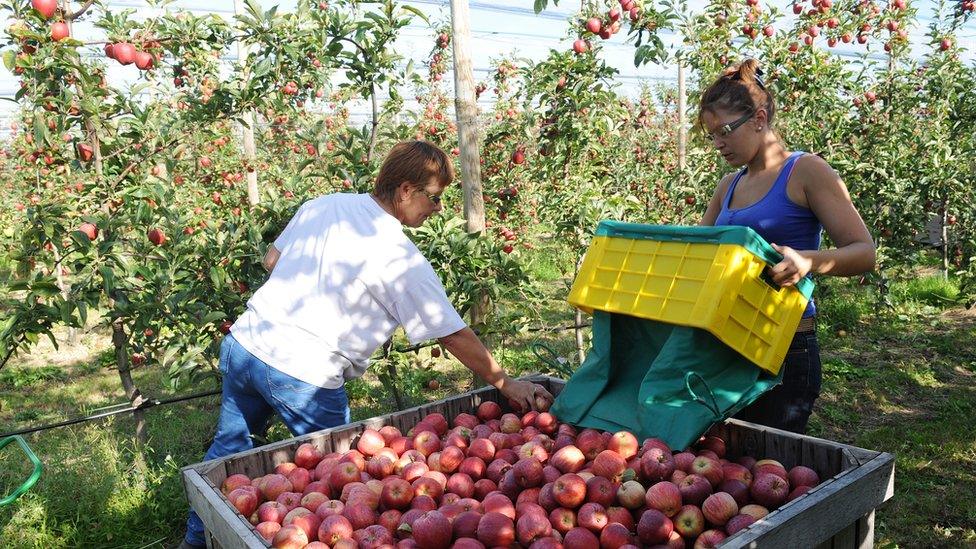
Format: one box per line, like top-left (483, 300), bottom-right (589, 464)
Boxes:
top-left (231, 193), bottom-right (467, 389)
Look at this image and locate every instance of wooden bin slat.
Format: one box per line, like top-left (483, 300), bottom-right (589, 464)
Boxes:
top-left (182, 375), bottom-right (894, 549)
top-left (183, 469), bottom-right (264, 549)
top-left (720, 452), bottom-right (895, 548)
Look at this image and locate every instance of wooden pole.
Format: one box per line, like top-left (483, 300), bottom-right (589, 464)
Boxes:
top-left (234, 0), bottom-right (260, 206)
top-left (450, 0), bottom-right (485, 235)
top-left (450, 0), bottom-right (491, 378)
top-left (677, 61), bottom-right (687, 170)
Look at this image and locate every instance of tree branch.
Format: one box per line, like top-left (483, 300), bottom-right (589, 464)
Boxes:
top-left (67, 0), bottom-right (97, 21)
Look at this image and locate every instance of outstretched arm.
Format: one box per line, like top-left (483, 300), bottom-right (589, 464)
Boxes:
top-left (439, 327), bottom-right (554, 412)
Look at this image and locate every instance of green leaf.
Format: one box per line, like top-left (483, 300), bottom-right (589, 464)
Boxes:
top-left (2, 50), bottom-right (15, 71)
top-left (399, 5), bottom-right (428, 24)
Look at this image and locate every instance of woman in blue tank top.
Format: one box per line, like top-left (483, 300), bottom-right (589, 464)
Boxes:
top-left (698, 59), bottom-right (876, 434)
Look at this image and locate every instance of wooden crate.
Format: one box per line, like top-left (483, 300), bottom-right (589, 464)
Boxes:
top-left (181, 375), bottom-right (894, 549)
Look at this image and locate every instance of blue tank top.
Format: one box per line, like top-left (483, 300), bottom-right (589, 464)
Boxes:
top-left (714, 151), bottom-right (822, 317)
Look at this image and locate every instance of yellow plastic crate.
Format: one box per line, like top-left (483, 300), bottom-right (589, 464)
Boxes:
top-left (568, 222), bottom-right (815, 374)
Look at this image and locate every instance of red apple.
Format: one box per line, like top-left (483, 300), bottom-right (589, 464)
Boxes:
top-left (739, 503), bottom-right (769, 520)
top-left (255, 521), bottom-right (282, 542)
top-left (616, 480), bottom-right (646, 510)
top-left (227, 487), bottom-right (258, 517)
top-left (636, 508), bottom-right (674, 545)
top-left (272, 524), bottom-right (308, 548)
top-left (645, 481), bottom-right (682, 517)
top-left (678, 474), bottom-right (712, 506)
top-left (576, 430), bottom-right (605, 462)
top-left (113, 42), bottom-right (136, 65)
top-left (32, 0), bottom-right (58, 19)
top-left (600, 521), bottom-right (636, 548)
top-left (702, 491), bottom-right (738, 526)
top-left (672, 504), bottom-right (704, 538)
top-left (412, 510), bottom-right (452, 549)
top-left (753, 459), bottom-right (788, 481)
top-left (607, 431), bottom-right (639, 460)
top-left (51, 22), bottom-right (69, 42)
top-left (690, 456), bottom-right (724, 487)
top-left (329, 462), bottom-right (360, 494)
top-left (147, 227), bottom-right (166, 246)
top-left (301, 491), bottom-right (329, 513)
top-left (261, 474), bottom-right (294, 501)
top-left (750, 473), bottom-right (789, 508)
top-left (718, 479), bottom-right (750, 506)
top-left (721, 462), bottom-right (753, 487)
top-left (788, 465), bottom-right (820, 488)
top-left (453, 510), bottom-right (484, 540)
top-left (641, 447), bottom-right (677, 482)
top-left (477, 401), bottom-right (502, 421)
top-left (695, 528), bottom-right (727, 547)
top-left (585, 475), bottom-right (616, 508)
top-left (356, 429), bottom-right (386, 456)
top-left (295, 443), bottom-right (325, 469)
top-left (572, 39), bottom-right (589, 54)
top-left (787, 484), bottom-right (812, 501)
top-left (516, 508), bottom-right (553, 545)
top-left (549, 507), bottom-right (577, 534)
top-left (134, 49), bottom-right (154, 70)
top-left (553, 474), bottom-right (588, 508)
top-left (674, 452), bottom-right (696, 473)
top-left (551, 445), bottom-right (586, 474)
top-left (606, 506), bottom-right (634, 531)
top-left (564, 526), bottom-right (600, 549)
top-left (512, 458), bottom-right (545, 488)
top-left (258, 501), bottom-right (289, 523)
top-left (477, 511), bottom-right (516, 547)
top-left (483, 493), bottom-right (516, 520)
top-left (726, 513), bottom-right (757, 535)
top-left (577, 502), bottom-right (608, 533)
top-left (283, 507), bottom-right (321, 540)
top-left (592, 450), bottom-right (627, 482)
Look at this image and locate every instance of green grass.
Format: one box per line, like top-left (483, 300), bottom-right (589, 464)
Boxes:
top-left (808, 279), bottom-right (976, 548)
top-left (1, 274), bottom-right (974, 548)
top-left (890, 274), bottom-right (962, 307)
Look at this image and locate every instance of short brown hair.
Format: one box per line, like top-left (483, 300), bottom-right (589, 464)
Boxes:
top-left (698, 58), bottom-right (776, 130)
top-left (373, 141), bottom-right (454, 202)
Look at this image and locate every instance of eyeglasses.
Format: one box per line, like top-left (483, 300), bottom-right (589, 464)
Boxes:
top-left (705, 111), bottom-right (754, 141)
top-left (423, 190), bottom-right (442, 205)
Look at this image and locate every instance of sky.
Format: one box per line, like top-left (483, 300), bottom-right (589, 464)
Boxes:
top-left (1, 0), bottom-right (974, 130)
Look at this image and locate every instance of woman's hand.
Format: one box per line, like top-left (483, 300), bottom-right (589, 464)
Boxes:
top-left (769, 244), bottom-right (813, 287)
top-left (500, 378), bottom-right (554, 412)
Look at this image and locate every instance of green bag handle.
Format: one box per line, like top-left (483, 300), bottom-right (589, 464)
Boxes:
top-left (532, 342), bottom-right (574, 378)
top-left (0, 435), bottom-right (43, 507)
top-left (683, 372), bottom-right (724, 422)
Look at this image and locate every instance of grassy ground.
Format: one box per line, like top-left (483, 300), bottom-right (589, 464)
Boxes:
top-left (0, 266), bottom-right (973, 548)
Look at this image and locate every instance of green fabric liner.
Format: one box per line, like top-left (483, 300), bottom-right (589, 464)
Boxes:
top-left (550, 311), bottom-right (786, 450)
top-left (593, 220), bottom-right (815, 301)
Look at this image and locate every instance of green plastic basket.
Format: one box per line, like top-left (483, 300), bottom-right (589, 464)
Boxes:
top-left (0, 435), bottom-right (43, 507)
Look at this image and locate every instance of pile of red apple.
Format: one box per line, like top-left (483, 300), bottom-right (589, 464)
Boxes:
top-left (218, 401), bottom-right (823, 548)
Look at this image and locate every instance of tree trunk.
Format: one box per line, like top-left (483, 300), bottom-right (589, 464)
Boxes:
top-left (234, 0), bottom-right (261, 207)
top-left (112, 320), bottom-right (147, 447)
top-left (368, 82), bottom-right (379, 163)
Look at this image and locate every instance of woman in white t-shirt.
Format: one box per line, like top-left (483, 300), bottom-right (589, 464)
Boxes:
top-left (181, 141), bottom-right (553, 549)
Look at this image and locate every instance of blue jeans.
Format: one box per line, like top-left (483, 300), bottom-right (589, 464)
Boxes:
top-left (734, 330), bottom-right (822, 434)
top-left (184, 334), bottom-right (350, 546)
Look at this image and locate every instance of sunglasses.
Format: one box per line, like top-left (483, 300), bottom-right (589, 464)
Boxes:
top-left (705, 110), bottom-right (755, 141)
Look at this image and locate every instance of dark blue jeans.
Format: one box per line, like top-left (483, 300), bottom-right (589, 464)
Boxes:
top-left (734, 330), bottom-right (822, 434)
top-left (184, 334), bottom-right (350, 546)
